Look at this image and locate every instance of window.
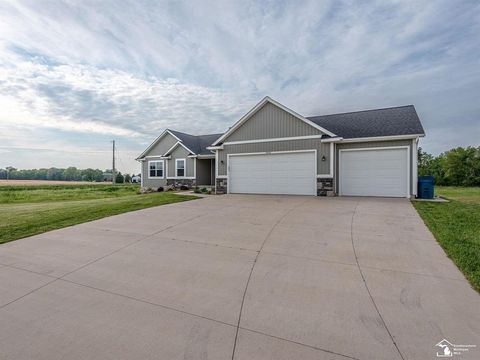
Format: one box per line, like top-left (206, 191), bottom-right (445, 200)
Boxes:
top-left (176, 159), bottom-right (185, 177)
top-left (148, 160), bottom-right (164, 178)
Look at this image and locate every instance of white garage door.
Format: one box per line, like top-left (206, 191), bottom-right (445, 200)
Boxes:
top-left (229, 152), bottom-right (316, 196)
top-left (339, 148), bottom-right (409, 198)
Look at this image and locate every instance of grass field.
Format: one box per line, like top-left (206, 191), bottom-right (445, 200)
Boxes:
top-left (413, 186), bottom-right (480, 292)
top-left (0, 184), bottom-right (197, 244)
top-left (0, 180), bottom-right (108, 186)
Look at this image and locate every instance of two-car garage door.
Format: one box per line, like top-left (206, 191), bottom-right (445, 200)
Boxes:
top-left (229, 152), bottom-right (316, 196)
top-left (339, 148), bottom-right (409, 198)
top-left (227, 147), bottom-right (410, 197)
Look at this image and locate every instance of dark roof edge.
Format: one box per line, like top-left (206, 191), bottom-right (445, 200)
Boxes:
top-left (306, 104), bottom-right (415, 119)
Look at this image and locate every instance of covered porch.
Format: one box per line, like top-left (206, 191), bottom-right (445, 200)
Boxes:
top-left (195, 157), bottom-right (215, 186)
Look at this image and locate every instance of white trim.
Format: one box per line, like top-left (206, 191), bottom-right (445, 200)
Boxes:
top-left (339, 146), bottom-right (410, 152)
top-left (194, 158), bottom-right (197, 179)
top-left (207, 145), bottom-right (224, 150)
top-left (338, 146), bottom-right (410, 198)
top-left (333, 143), bottom-right (337, 194)
top-left (166, 177), bottom-right (196, 180)
top-left (215, 150), bottom-right (219, 179)
top-left (228, 152), bottom-right (268, 157)
top-left (212, 96), bottom-right (336, 146)
top-left (163, 141), bottom-right (195, 156)
top-left (175, 158), bottom-right (186, 178)
top-left (226, 149), bottom-right (317, 196)
top-left (147, 160), bottom-right (165, 179)
top-left (223, 134), bottom-right (324, 146)
top-left (188, 154), bottom-right (215, 159)
top-left (321, 137), bottom-right (343, 143)
top-left (216, 175), bottom-right (227, 179)
top-left (339, 134), bottom-right (424, 143)
top-left (413, 138), bottom-right (418, 196)
top-left (136, 129), bottom-right (181, 160)
top-left (330, 142), bottom-right (334, 178)
top-left (140, 155), bottom-right (171, 160)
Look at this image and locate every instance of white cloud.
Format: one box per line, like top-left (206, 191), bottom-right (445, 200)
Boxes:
top-left (0, 0), bottom-right (478, 173)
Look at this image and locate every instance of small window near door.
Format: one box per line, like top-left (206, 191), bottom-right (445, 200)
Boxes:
top-left (176, 159), bottom-right (185, 177)
top-left (149, 160), bottom-right (163, 178)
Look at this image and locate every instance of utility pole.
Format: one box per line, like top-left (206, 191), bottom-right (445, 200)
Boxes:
top-left (112, 140), bottom-right (116, 185)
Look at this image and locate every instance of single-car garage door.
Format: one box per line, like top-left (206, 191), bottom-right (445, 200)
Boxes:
top-left (339, 147), bottom-right (409, 198)
top-left (229, 152), bottom-right (316, 195)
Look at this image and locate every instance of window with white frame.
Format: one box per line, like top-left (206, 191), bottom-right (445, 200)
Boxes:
top-left (149, 160), bottom-right (164, 178)
top-left (176, 159), bottom-right (185, 177)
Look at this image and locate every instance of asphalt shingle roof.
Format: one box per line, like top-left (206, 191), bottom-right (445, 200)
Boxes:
top-left (165, 105), bottom-right (423, 154)
top-left (167, 129), bottom-right (222, 155)
top-left (307, 105), bottom-right (424, 139)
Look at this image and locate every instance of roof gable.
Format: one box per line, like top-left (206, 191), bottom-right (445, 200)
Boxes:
top-left (136, 130), bottom-right (179, 159)
top-left (163, 140), bottom-right (195, 156)
top-left (168, 130), bottom-right (223, 155)
top-left (138, 129), bottom-right (223, 160)
top-left (212, 96), bottom-right (336, 145)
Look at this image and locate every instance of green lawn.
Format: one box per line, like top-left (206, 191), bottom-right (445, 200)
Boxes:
top-left (413, 186), bottom-right (480, 292)
top-left (0, 184), bottom-right (141, 203)
top-left (0, 185), bottom-right (197, 244)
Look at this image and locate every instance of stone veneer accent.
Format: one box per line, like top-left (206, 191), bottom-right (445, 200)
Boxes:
top-left (215, 178), bottom-right (227, 194)
top-left (167, 179), bottom-right (196, 188)
top-left (317, 178), bottom-right (335, 196)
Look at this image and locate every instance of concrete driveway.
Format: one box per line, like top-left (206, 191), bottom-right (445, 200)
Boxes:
top-left (0, 195), bottom-right (479, 360)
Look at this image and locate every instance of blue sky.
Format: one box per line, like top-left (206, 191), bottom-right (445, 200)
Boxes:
top-left (0, 0), bottom-right (479, 174)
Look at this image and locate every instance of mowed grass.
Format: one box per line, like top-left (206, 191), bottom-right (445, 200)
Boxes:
top-left (0, 184), bottom-right (197, 244)
top-left (413, 186), bottom-right (480, 292)
top-left (0, 184), bottom-right (141, 203)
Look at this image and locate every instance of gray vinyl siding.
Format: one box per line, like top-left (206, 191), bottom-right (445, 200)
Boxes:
top-left (142, 158), bottom-right (167, 188)
top-left (217, 139), bottom-right (330, 176)
top-left (144, 133), bottom-right (177, 157)
top-left (167, 146), bottom-right (195, 178)
top-left (335, 140), bottom-right (415, 195)
top-left (140, 133), bottom-right (178, 187)
top-left (224, 102), bottom-right (322, 142)
top-left (196, 159), bottom-right (213, 185)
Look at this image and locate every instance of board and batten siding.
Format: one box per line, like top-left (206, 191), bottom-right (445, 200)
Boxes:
top-left (167, 146), bottom-right (195, 178)
top-left (217, 139), bottom-right (331, 176)
top-left (223, 102), bottom-right (322, 142)
top-left (336, 139), bottom-right (415, 195)
top-left (144, 133), bottom-right (178, 157)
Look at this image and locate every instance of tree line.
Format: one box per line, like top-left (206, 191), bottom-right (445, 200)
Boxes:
top-left (2, 146), bottom-right (478, 186)
top-left (0, 167), bottom-right (138, 183)
top-left (418, 146), bottom-right (480, 186)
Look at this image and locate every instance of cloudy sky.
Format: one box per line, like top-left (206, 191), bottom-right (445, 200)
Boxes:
top-left (0, 0), bottom-right (479, 174)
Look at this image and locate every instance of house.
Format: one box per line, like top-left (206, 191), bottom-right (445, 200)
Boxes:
top-left (136, 96), bottom-right (425, 198)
